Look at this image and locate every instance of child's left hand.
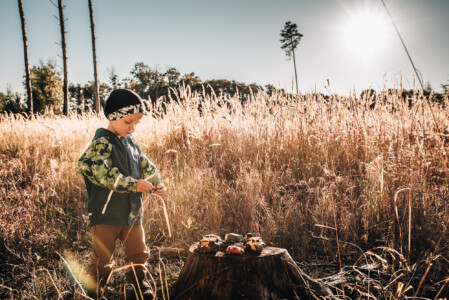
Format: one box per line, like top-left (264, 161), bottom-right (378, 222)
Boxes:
top-left (153, 182), bottom-right (167, 195)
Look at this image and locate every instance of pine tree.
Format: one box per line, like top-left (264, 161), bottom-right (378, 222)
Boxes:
top-left (280, 21), bottom-right (303, 94)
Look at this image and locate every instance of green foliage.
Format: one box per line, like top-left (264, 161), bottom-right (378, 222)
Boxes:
top-left (0, 88), bottom-right (25, 114)
top-left (30, 59), bottom-right (63, 114)
top-left (69, 83), bottom-right (88, 113)
top-left (166, 67), bottom-right (181, 88)
top-left (360, 89), bottom-right (377, 100)
top-left (128, 62), bottom-right (168, 101)
top-left (69, 82), bottom-right (111, 113)
top-left (202, 79), bottom-right (262, 102)
top-left (108, 67), bottom-right (124, 90)
top-left (442, 75), bottom-right (449, 93)
top-left (179, 72), bottom-right (201, 87)
top-left (424, 81), bottom-right (433, 93)
top-left (264, 84), bottom-right (277, 96)
top-left (8, 60), bottom-right (281, 114)
top-left (280, 21), bottom-right (303, 60)
top-left (119, 63), bottom-right (275, 104)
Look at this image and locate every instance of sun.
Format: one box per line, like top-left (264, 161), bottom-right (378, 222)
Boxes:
top-left (341, 9), bottom-right (391, 61)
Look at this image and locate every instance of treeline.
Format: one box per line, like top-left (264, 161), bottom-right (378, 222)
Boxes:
top-left (359, 87), bottom-right (447, 108)
top-left (1, 62), bottom-right (448, 115)
top-left (0, 60), bottom-right (281, 114)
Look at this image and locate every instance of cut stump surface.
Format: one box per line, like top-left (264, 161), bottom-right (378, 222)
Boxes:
top-left (171, 243), bottom-right (332, 300)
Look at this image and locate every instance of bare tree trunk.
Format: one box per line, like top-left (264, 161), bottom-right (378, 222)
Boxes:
top-left (58, 0), bottom-right (69, 116)
top-left (291, 43), bottom-right (299, 94)
top-left (88, 0), bottom-right (100, 113)
top-left (17, 0), bottom-right (33, 114)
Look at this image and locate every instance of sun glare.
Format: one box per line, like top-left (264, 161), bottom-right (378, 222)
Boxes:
top-left (341, 10), bottom-right (391, 61)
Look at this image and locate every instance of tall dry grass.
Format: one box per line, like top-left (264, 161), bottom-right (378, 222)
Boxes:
top-left (0, 87), bottom-right (448, 298)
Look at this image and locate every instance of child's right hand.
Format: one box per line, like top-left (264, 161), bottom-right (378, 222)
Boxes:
top-left (136, 179), bottom-right (154, 193)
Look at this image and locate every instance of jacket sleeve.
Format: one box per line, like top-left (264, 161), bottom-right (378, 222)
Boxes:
top-left (78, 137), bottom-right (138, 193)
top-left (140, 152), bottom-right (163, 187)
top-left (130, 136), bottom-right (163, 187)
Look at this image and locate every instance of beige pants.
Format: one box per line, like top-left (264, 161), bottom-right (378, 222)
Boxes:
top-left (89, 224), bottom-right (150, 283)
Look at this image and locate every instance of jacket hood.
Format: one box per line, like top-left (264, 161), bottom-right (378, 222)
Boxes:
top-left (94, 128), bottom-right (120, 141)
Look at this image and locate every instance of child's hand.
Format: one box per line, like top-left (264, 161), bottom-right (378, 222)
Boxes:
top-left (153, 182), bottom-right (167, 195)
top-left (137, 179), bottom-right (154, 193)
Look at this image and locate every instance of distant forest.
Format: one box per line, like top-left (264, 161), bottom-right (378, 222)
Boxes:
top-left (1, 58), bottom-right (447, 115)
top-left (0, 59), bottom-right (286, 114)
top-left (0, 59), bottom-right (448, 114)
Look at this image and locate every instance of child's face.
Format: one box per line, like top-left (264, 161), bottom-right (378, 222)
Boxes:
top-left (108, 113), bottom-right (144, 138)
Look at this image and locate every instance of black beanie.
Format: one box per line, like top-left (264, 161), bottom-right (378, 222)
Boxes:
top-left (104, 89), bottom-right (146, 121)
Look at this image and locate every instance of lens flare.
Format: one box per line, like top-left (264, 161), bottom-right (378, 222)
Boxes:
top-left (61, 250), bottom-right (96, 293)
top-left (341, 9), bottom-right (391, 61)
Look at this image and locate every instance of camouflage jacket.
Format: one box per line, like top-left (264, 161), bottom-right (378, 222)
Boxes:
top-left (78, 128), bottom-right (162, 226)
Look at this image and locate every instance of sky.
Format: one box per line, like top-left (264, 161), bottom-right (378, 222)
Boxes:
top-left (0, 0), bottom-right (448, 96)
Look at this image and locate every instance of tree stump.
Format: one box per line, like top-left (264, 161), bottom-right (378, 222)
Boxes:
top-left (171, 243), bottom-right (333, 300)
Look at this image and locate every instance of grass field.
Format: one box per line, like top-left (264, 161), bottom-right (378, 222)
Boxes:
top-left (0, 87), bottom-right (448, 299)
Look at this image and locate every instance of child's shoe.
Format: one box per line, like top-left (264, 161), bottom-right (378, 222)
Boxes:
top-left (126, 279), bottom-right (154, 300)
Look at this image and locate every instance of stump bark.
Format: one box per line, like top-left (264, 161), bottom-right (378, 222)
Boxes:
top-left (171, 243), bottom-right (332, 300)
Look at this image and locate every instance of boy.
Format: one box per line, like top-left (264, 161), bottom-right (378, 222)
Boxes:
top-left (78, 89), bottom-right (166, 298)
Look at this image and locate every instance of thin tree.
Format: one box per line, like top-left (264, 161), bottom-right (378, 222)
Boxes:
top-left (18, 0), bottom-right (33, 114)
top-left (441, 76), bottom-right (449, 94)
top-left (56, 0), bottom-right (69, 115)
top-left (88, 0), bottom-right (100, 113)
top-left (280, 21), bottom-right (303, 94)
